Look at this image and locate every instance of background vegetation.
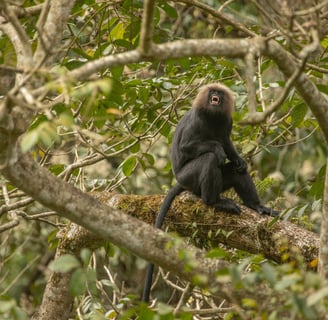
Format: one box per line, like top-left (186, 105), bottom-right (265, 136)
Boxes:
top-left (0, 0), bottom-right (328, 319)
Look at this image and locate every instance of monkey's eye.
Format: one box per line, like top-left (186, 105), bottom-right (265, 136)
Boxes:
top-left (210, 94), bottom-right (220, 105)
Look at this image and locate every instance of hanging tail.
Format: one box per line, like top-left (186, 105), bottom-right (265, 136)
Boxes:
top-left (142, 184), bottom-right (184, 302)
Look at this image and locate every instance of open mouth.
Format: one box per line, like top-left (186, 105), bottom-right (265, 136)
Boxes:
top-left (210, 95), bottom-right (220, 105)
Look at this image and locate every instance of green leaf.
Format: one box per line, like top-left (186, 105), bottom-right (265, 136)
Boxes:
top-left (130, 142), bottom-right (140, 153)
top-left (111, 65), bottom-right (124, 79)
top-left (307, 286), bottom-right (328, 306)
top-left (69, 269), bottom-right (87, 297)
top-left (309, 164), bottom-right (325, 199)
top-left (290, 103), bottom-right (307, 127)
top-left (142, 153), bottom-right (155, 166)
top-left (242, 298), bottom-right (257, 308)
top-left (138, 86), bottom-right (149, 104)
top-left (135, 306), bottom-right (155, 320)
top-left (159, 2), bottom-right (178, 18)
top-left (58, 112), bottom-right (74, 128)
top-left (49, 164), bottom-right (65, 175)
top-left (275, 274), bottom-right (300, 291)
top-left (121, 156), bottom-right (137, 176)
top-left (80, 248), bottom-right (92, 265)
top-left (49, 254), bottom-right (80, 273)
top-left (20, 130), bottom-right (39, 153)
top-left (38, 122), bottom-right (60, 148)
top-left (317, 84), bottom-right (328, 94)
top-left (320, 37), bottom-right (328, 49)
top-left (206, 247), bottom-right (229, 259)
top-left (157, 302), bottom-right (173, 315)
top-left (160, 122), bottom-right (171, 137)
top-left (0, 297), bottom-right (16, 313)
top-left (261, 263), bottom-right (277, 285)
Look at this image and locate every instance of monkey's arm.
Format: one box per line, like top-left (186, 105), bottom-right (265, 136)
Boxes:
top-left (179, 138), bottom-right (227, 167)
top-left (224, 139), bottom-right (247, 173)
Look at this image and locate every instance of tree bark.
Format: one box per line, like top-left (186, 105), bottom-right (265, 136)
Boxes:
top-left (32, 225), bottom-right (102, 320)
top-left (319, 160), bottom-right (328, 278)
top-left (99, 192), bottom-right (319, 265)
top-left (34, 191), bottom-right (319, 320)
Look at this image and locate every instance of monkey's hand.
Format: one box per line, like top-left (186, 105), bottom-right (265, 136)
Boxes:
top-left (233, 158), bottom-right (247, 174)
top-left (214, 144), bottom-right (227, 166)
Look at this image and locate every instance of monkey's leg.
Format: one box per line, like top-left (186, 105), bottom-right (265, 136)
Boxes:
top-left (222, 163), bottom-right (279, 217)
top-left (177, 153), bottom-right (240, 214)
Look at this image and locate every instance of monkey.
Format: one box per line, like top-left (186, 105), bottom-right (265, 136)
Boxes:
top-left (142, 83), bottom-right (279, 302)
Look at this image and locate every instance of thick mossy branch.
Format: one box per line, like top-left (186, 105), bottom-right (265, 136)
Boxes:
top-left (97, 191), bottom-right (319, 265)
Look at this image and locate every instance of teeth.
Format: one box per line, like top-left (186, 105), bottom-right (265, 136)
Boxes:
top-left (211, 96), bottom-right (219, 103)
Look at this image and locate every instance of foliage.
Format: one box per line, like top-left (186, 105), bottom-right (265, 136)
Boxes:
top-left (0, 0), bottom-right (327, 319)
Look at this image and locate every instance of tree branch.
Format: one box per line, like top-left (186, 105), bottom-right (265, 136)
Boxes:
top-left (63, 38), bottom-right (264, 82)
top-left (139, 0), bottom-right (156, 56)
top-left (245, 52), bottom-right (257, 116)
top-left (33, 191), bottom-right (319, 319)
top-left (263, 40), bottom-right (328, 142)
top-left (178, 0), bottom-right (256, 37)
top-left (102, 192), bottom-right (319, 264)
top-left (32, 225), bottom-right (102, 320)
top-left (61, 37), bottom-right (328, 142)
top-left (0, 2), bottom-right (33, 71)
top-left (0, 150), bottom-right (231, 298)
top-left (33, 0), bottom-right (76, 67)
top-left (319, 160), bottom-right (328, 279)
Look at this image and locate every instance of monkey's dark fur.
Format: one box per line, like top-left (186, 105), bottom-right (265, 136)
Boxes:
top-left (142, 83), bottom-right (279, 302)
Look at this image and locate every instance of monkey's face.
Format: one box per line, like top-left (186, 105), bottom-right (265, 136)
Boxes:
top-left (193, 83), bottom-right (233, 117)
top-left (207, 89), bottom-right (225, 112)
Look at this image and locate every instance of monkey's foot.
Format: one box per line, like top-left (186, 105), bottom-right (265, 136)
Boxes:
top-left (213, 199), bottom-right (241, 215)
top-left (249, 204), bottom-right (279, 217)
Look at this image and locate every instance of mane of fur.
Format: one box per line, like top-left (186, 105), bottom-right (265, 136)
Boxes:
top-left (192, 83), bottom-right (234, 115)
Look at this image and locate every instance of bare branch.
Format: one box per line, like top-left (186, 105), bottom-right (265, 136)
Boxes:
top-left (10, 3), bottom-right (43, 18)
top-left (319, 159), bottom-right (328, 279)
top-left (240, 58), bottom-right (305, 125)
top-left (66, 38), bottom-right (264, 82)
top-left (178, 0), bottom-right (256, 37)
top-left (0, 197), bottom-right (34, 216)
top-left (0, 2), bottom-right (33, 70)
top-left (33, 0), bottom-right (76, 67)
top-left (0, 150), bottom-right (230, 299)
top-left (139, 0), bottom-right (156, 56)
top-left (245, 52), bottom-right (257, 116)
top-left (263, 41), bottom-right (328, 141)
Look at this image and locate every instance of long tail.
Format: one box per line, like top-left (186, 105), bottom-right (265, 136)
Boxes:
top-left (142, 184), bottom-right (184, 302)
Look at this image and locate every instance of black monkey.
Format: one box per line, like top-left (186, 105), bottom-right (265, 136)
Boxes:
top-left (142, 83), bottom-right (279, 302)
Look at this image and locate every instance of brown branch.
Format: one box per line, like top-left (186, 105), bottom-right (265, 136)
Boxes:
top-left (33, 191), bottom-right (318, 319)
top-left (62, 36), bottom-right (328, 141)
top-left (32, 225), bottom-right (102, 320)
top-left (33, 190), bottom-right (319, 319)
top-left (240, 57), bottom-right (306, 125)
top-left (178, 0), bottom-right (256, 37)
top-left (319, 160), bottom-right (328, 279)
top-left (64, 38), bottom-right (265, 82)
top-left (245, 52), bottom-right (257, 116)
top-left (0, 3), bottom-right (33, 71)
top-left (264, 40), bottom-right (328, 142)
top-left (0, 150), bottom-right (231, 300)
top-left (11, 4), bottom-right (43, 18)
top-left (33, 0), bottom-right (76, 67)
top-left (101, 192), bottom-right (319, 265)
top-left (139, 0), bottom-right (156, 56)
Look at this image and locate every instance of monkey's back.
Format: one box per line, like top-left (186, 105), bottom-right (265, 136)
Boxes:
top-left (171, 108), bottom-right (232, 176)
top-left (171, 109), bottom-right (194, 175)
